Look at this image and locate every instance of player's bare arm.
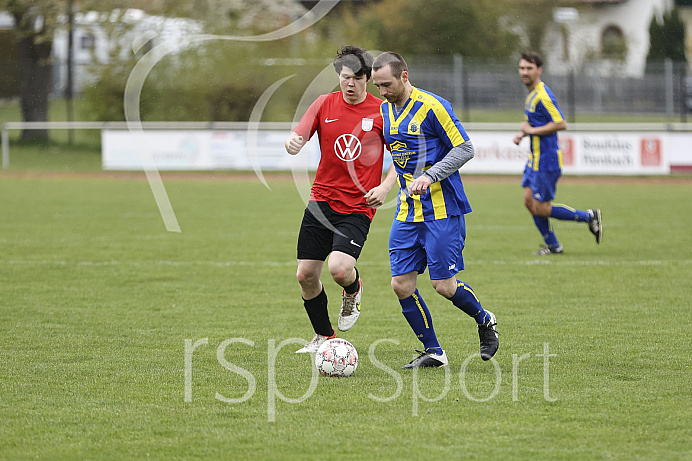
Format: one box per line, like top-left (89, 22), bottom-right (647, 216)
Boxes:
top-left (365, 163), bottom-right (397, 208)
top-left (285, 132), bottom-right (306, 155)
top-left (520, 120), bottom-right (567, 137)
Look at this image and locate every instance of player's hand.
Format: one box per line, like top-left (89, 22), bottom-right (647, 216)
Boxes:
top-left (520, 121), bottom-right (533, 135)
top-left (285, 132), bottom-right (305, 155)
top-left (365, 185), bottom-right (388, 208)
top-left (513, 133), bottom-right (524, 145)
top-left (408, 175), bottom-right (432, 196)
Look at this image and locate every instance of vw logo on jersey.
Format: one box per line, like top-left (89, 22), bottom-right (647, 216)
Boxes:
top-left (334, 134), bottom-right (362, 162)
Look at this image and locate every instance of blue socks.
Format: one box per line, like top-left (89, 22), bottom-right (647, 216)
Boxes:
top-left (534, 205), bottom-right (590, 247)
top-left (449, 280), bottom-right (489, 325)
top-left (399, 289), bottom-right (441, 353)
top-left (551, 204), bottom-right (590, 222)
top-left (533, 216), bottom-right (560, 248)
top-left (400, 282), bottom-right (489, 352)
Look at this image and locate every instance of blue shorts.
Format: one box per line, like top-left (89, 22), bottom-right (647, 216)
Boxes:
top-left (389, 215), bottom-right (466, 280)
top-left (521, 166), bottom-right (561, 203)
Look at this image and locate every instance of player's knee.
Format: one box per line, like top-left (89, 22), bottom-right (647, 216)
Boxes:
top-left (328, 263), bottom-right (354, 286)
top-left (526, 201), bottom-right (543, 216)
top-left (296, 268), bottom-right (318, 286)
top-left (329, 268), bottom-right (349, 286)
top-left (433, 284), bottom-right (455, 299)
top-left (534, 202), bottom-right (551, 217)
top-left (431, 279), bottom-right (456, 298)
top-left (391, 278), bottom-right (414, 299)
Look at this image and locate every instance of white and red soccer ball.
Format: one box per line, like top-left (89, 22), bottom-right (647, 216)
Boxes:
top-left (315, 338), bottom-right (358, 377)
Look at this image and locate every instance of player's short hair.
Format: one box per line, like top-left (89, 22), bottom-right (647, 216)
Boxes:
top-left (373, 52), bottom-right (408, 78)
top-left (333, 45), bottom-right (374, 80)
top-left (521, 51), bottom-right (543, 68)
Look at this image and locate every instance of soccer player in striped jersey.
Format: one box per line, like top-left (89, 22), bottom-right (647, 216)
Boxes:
top-left (372, 52), bottom-right (498, 368)
top-left (286, 46), bottom-right (397, 354)
top-left (513, 51), bottom-right (603, 255)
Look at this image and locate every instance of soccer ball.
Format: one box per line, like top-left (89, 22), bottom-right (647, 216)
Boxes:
top-left (315, 338), bottom-right (358, 377)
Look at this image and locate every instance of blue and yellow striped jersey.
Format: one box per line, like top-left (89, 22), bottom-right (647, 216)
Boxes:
top-left (381, 87), bottom-right (472, 222)
top-left (524, 81), bottom-right (565, 172)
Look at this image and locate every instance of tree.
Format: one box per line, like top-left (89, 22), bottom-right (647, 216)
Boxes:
top-left (506, 0), bottom-right (562, 54)
top-left (647, 5), bottom-right (687, 64)
top-left (0, 0), bottom-right (159, 140)
top-left (158, 0), bottom-right (305, 35)
top-left (0, 0), bottom-right (64, 140)
top-left (81, 0), bottom-right (321, 122)
top-left (360, 0), bottom-right (521, 58)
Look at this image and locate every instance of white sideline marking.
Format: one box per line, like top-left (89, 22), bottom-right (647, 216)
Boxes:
top-left (2, 259), bottom-right (690, 268)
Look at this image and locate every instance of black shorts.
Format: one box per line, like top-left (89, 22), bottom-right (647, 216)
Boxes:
top-left (297, 201), bottom-right (371, 261)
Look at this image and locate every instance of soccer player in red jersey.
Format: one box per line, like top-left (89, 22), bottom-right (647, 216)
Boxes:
top-left (285, 45), bottom-right (397, 353)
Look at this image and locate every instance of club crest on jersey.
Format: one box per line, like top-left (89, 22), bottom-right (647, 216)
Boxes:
top-left (409, 120), bottom-right (419, 134)
top-left (389, 141), bottom-right (411, 168)
top-left (361, 118), bottom-right (374, 132)
top-left (334, 133), bottom-right (362, 162)
top-left (390, 141), bottom-right (408, 152)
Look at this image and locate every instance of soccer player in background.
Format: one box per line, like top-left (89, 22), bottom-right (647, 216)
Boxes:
top-left (286, 45), bottom-right (397, 353)
top-left (513, 51), bottom-right (603, 255)
top-left (371, 52), bottom-right (499, 368)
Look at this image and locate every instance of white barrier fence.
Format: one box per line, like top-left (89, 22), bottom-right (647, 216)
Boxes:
top-left (3, 121), bottom-right (692, 174)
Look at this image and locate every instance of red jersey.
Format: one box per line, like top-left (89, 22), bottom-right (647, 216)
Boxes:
top-left (292, 91), bottom-right (386, 220)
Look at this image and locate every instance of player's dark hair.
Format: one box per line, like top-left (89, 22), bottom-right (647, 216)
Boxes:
top-left (521, 51), bottom-right (543, 68)
top-left (333, 45), bottom-right (374, 80)
top-left (373, 52), bottom-right (408, 78)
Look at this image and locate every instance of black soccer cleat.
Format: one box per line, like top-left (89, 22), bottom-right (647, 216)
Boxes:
top-left (478, 311), bottom-right (499, 361)
top-left (401, 349), bottom-right (448, 369)
top-left (588, 209), bottom-right (603, 244)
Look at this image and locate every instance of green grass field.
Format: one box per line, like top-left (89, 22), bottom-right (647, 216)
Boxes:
top-left (1, 168), bottom-right (690, 460)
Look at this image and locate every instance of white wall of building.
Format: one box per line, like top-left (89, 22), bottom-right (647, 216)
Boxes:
top-left (545, 0), bottom-right (674, 76)
top-left (51, 9), bottom-right (203, 94)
